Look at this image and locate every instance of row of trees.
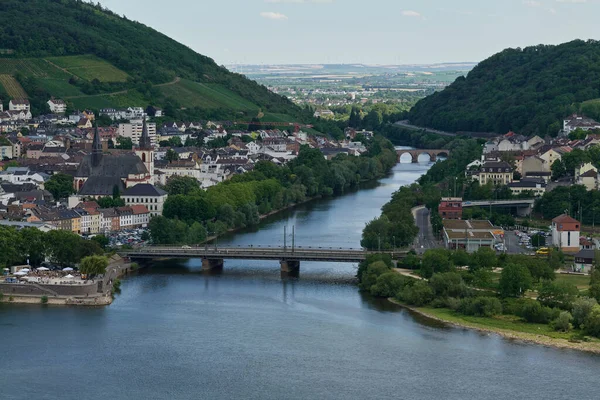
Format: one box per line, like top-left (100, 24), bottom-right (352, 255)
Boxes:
top-left (359, 249), bottom-right (600, 338)
top-left (150, 137), bottom-right (398, 245)
top-left (0, 226), bottom-right (103, 268)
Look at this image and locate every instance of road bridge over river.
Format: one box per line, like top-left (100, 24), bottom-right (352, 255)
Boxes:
top-left (119, 246), bottom-right (407, 275)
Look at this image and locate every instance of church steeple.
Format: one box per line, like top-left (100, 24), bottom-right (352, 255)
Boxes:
top-left (139, 119), bottom-right (152, 150)
top-left (91, 124), bottom-right (103, 167)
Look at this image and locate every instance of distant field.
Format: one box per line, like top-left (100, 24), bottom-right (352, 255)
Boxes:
top-left (0, 74), bottom-right (27, 98)
top-left (46, 55), bottom-right (129, 82)
top-left (160, 79), bottom-right (260, 111)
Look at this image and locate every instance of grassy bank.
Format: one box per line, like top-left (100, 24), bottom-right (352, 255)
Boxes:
top-left (390, 299), bottom-right (600, 354)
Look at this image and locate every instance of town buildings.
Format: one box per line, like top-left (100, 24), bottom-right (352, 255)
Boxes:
top-left (442, 220), bottom-right (503, 253)
top-left (438, 197), bottom-right (463, 220)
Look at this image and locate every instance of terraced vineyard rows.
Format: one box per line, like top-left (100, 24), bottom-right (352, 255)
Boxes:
top-left (0, 74), bottom-right (27, 98)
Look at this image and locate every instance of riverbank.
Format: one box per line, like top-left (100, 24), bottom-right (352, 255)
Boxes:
top-left (0, 257), bottom-right (133, 307)
top-left (389, 298), bottom-right (600, 355)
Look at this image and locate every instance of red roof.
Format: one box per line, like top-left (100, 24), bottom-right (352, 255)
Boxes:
top-left (130, 205), bottom-right (149, 215)
top-left (552, 214), bottom-right (579, 224)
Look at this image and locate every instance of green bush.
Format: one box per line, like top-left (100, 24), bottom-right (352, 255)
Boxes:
top-left (399, 281), bottom-right (434, 306)
top-left (572, 297), bottom-right (598, 329)
top-left (370, 272), bottom-right (409, 298)
top-left (551, 311), bottom-right (573, 332)
top-left (458, 297), bottom-right (503, 317)
top-left (41, 296), bottom-right (48, 304)
top-left (359, 261), bottom-right (391, 291)
top-left (584, 305), bottom-right (600, 338)
top-left (429, 272), bottom-right (470, 299)
top-left (521, 301), bottom-right (555, 324)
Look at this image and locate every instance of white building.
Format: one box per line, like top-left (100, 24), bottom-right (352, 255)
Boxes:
top-left (552, 214), bottom-right (581, 253)
top-left (118, 120), bottom-right (157, 147)
top-left (122, 184), bottom-right (168, 217)
top-left (47, 98), bottom-right (67, 114)
top-left (9, 99), bottom-right (30, 112)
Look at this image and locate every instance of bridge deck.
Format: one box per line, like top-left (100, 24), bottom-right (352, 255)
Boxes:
top-left (120, 246), bottom-right (405, 263)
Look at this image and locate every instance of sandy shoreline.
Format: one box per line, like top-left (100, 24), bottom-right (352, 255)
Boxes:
top-left (388, 298), bottom-right (600, 355)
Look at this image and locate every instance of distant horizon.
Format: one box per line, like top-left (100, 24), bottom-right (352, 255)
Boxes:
top-left (97, 0), bottom-right (600, 65)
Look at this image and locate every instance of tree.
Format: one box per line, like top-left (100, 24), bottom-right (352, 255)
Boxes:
top-left (572, 297), bottom-right (597, 329)
top-left (551, 159), bottom-right (567, 180)
top-left (45, 173), bottom-right (75, 200)
top-left (551, 311), bottom-right (573, 332)
top-left (399, 280), bottom-right (434, 306)
top-left (79, 255), bottom-right (108, 276)
top-left (584, 305), bottom-right (600, 338)
top-left (590, 267), bottom-right (600, 302)
top-left (421, 249), bottom-right (453, 278)
top-left (164, 176), bottom-right (200, 196)
top-left (359, 261), bottom-right (391, 291)
top-left (166, 148), bottom-right (179, 163)
top-left (91, 235), bottom-right (110, 249)
top-left (116, 136), bottom-right (133, 150)
top-left (471, 247), bottom-right (497, 271)
top-left (499, 263), bottom-right (533, 298)
top-left (537, 280), bottom-right (579, 310)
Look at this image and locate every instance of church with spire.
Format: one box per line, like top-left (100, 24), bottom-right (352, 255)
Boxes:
top-left (74, 123), bottom-right (154, 197)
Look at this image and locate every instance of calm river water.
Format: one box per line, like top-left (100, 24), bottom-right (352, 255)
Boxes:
top-left (1, 152), bottom-right (598, 400)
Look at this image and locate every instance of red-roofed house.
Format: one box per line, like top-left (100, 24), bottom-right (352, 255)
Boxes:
top-left (130, 205), bottom-right (150, 228)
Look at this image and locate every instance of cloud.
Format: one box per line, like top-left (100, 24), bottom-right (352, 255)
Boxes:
top-left (555, 0), bottom-right (587, 3)
top-left (260, 11), bottom-right (289, 20)
top-left (402, 10), bottom-right (421, 17)
top-left (523, 0), bottom-right (542, 6)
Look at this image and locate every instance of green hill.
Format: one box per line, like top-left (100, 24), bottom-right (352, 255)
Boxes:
top-left (0, 0), bottom-right (302, 122)
top-left (408, 40), bottom-right (600, 136)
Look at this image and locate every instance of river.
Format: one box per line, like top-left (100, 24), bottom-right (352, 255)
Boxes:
top-left (1, 152), bottom-right (598, 400)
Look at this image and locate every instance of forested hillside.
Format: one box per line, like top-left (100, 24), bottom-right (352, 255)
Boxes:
top-left (0, 0), bottom-right (300, 119)
top-left (408, 40), bottom-right (600, 136)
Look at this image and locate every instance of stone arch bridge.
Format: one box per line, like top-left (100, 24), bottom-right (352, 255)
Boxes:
top-left (397, 149), bottom-right (450, 163)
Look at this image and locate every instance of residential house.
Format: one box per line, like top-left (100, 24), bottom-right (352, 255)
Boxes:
top-left (522, 155), bottom-right (549, 176)
top-left (99, 208), bottom-right (120, 233)
top-left (573, 249), bottom-right (595, 273)
top-left (472, 161), bottom-right (513, 186)
top-left (130, 205), bottom-right (150, 228)
top-left (9, 99), bottom-right (30, 112)
top-left (575, 163), bottom-right (598, 191)
top-left (117, 206), bottom-right (134, 230)
top-left (47, 98), bottom-right (67, 114)
top-left (563, 114), bottom-right (600, 135)
top-left (438, 197), bottom-right (463, 220)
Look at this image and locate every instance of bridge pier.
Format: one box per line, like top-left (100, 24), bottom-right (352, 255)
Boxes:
top-left (411, 154), bottom-right (419, 163)
top-left (202, 258), bottom-right (224, 271)
top-left (280, 260), bottom-right (300, 273)
top-left (430, 154), bottom-right (437, 162)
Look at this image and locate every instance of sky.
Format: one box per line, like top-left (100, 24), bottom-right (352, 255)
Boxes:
top-left (98, 0), bottom-right (600, 65)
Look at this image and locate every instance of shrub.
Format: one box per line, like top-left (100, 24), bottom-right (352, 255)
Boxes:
top-left (502, 298), bottom-right (530, 316)
top-left (521, 301), bottom-right (554, 324)
top-left (445, 297), bottom-right (461, 311)
top-left (359, 261), bottom-right (391, 291)
top-left (551, 311), bottom-right (573, 332)
top-left (429, 272), bottom-right (469, 298)
top-left (584, 305), bottom-right (600, 338)
top-left (370, 272), bottom-right (408, 298)
top-left (399, 281), bottom-right (434, 306)
top-left (572, 297), bottom-right (598, 329)
top-left (458, 297), bottom-right (503, 317)
top-left (130, 262), bottom-right (139, 271)
top-left (41, 296), bottom-right (48, 304)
